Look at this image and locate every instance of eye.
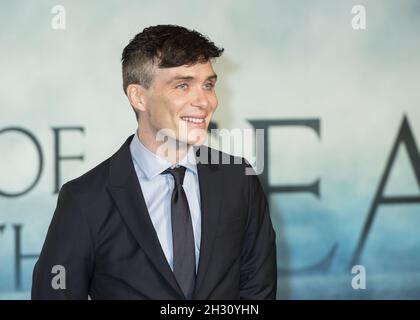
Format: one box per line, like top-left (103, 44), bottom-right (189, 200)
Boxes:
top-left (204, 82), bottom-right (215, 90)
top-left (175, 83), bottom-right (188, 90)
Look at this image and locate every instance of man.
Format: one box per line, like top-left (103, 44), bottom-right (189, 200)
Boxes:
top-left (32, 25), bottom-right (277, 300)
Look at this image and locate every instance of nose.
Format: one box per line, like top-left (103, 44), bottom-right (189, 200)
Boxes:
top-left (191, 87), bottom-right (210, 109)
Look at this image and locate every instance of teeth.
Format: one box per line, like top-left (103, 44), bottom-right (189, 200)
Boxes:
top-left (181, 116), bottom-right (205, 124)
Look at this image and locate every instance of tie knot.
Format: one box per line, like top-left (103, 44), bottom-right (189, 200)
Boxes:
top-left (162, 166), bottom-right (187, 186)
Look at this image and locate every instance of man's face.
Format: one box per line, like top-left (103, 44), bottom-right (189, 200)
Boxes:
top-left (141, 61), bottom-right (218, 146)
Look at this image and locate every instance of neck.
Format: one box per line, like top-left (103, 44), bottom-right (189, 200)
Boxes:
top-left (137, 127), bottom-right (190, 164)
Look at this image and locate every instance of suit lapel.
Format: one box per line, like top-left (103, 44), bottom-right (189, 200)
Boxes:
top-left (106, 135), bottom-right (184, 298)
top-left (193, 146), bottom-right (224, 298)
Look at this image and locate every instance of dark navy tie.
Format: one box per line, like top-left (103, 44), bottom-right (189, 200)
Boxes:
top-left (162, 166), bottom-right (196, 299)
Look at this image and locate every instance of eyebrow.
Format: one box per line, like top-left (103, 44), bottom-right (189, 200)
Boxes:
top-left (168, 74), bottom-right (218, 84)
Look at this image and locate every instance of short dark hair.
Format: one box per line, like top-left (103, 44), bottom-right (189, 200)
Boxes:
top-left (121, 25), bottom-right (224, 119)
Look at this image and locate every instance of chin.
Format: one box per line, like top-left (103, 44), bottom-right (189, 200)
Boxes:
top-left (188, 130), bottom-right (208, 146)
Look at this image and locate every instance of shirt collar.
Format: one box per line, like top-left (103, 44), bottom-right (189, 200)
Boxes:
top-left (130, 132), bottom-right (198, 181)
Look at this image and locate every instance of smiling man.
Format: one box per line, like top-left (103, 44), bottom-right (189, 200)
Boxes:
top-left (32, 25), bottom-right (277, 300)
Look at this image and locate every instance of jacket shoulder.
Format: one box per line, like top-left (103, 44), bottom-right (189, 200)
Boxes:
top-left (202, 145), bottom-right (253, 174)
top-left (61, 157), bottom-right (111, 196)
top-left (61, 135), bottom-right (133, 194)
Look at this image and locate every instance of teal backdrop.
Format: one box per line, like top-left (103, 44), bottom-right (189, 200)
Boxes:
top-left (1, 0), bottom-right (420, 299)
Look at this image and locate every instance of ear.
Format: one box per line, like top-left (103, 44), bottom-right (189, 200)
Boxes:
top-left (126, 84), bottom-right (148, 113)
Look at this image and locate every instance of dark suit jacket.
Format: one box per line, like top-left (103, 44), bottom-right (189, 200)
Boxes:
top-left (32, 135), bottom-right (277, 300)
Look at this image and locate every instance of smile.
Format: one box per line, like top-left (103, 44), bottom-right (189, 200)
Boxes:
top-left (180, 116), bottom-right (205, 124)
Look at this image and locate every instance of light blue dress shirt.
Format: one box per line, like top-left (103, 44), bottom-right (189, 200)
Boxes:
top-left (129, 132), bottom-right (202, 272)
